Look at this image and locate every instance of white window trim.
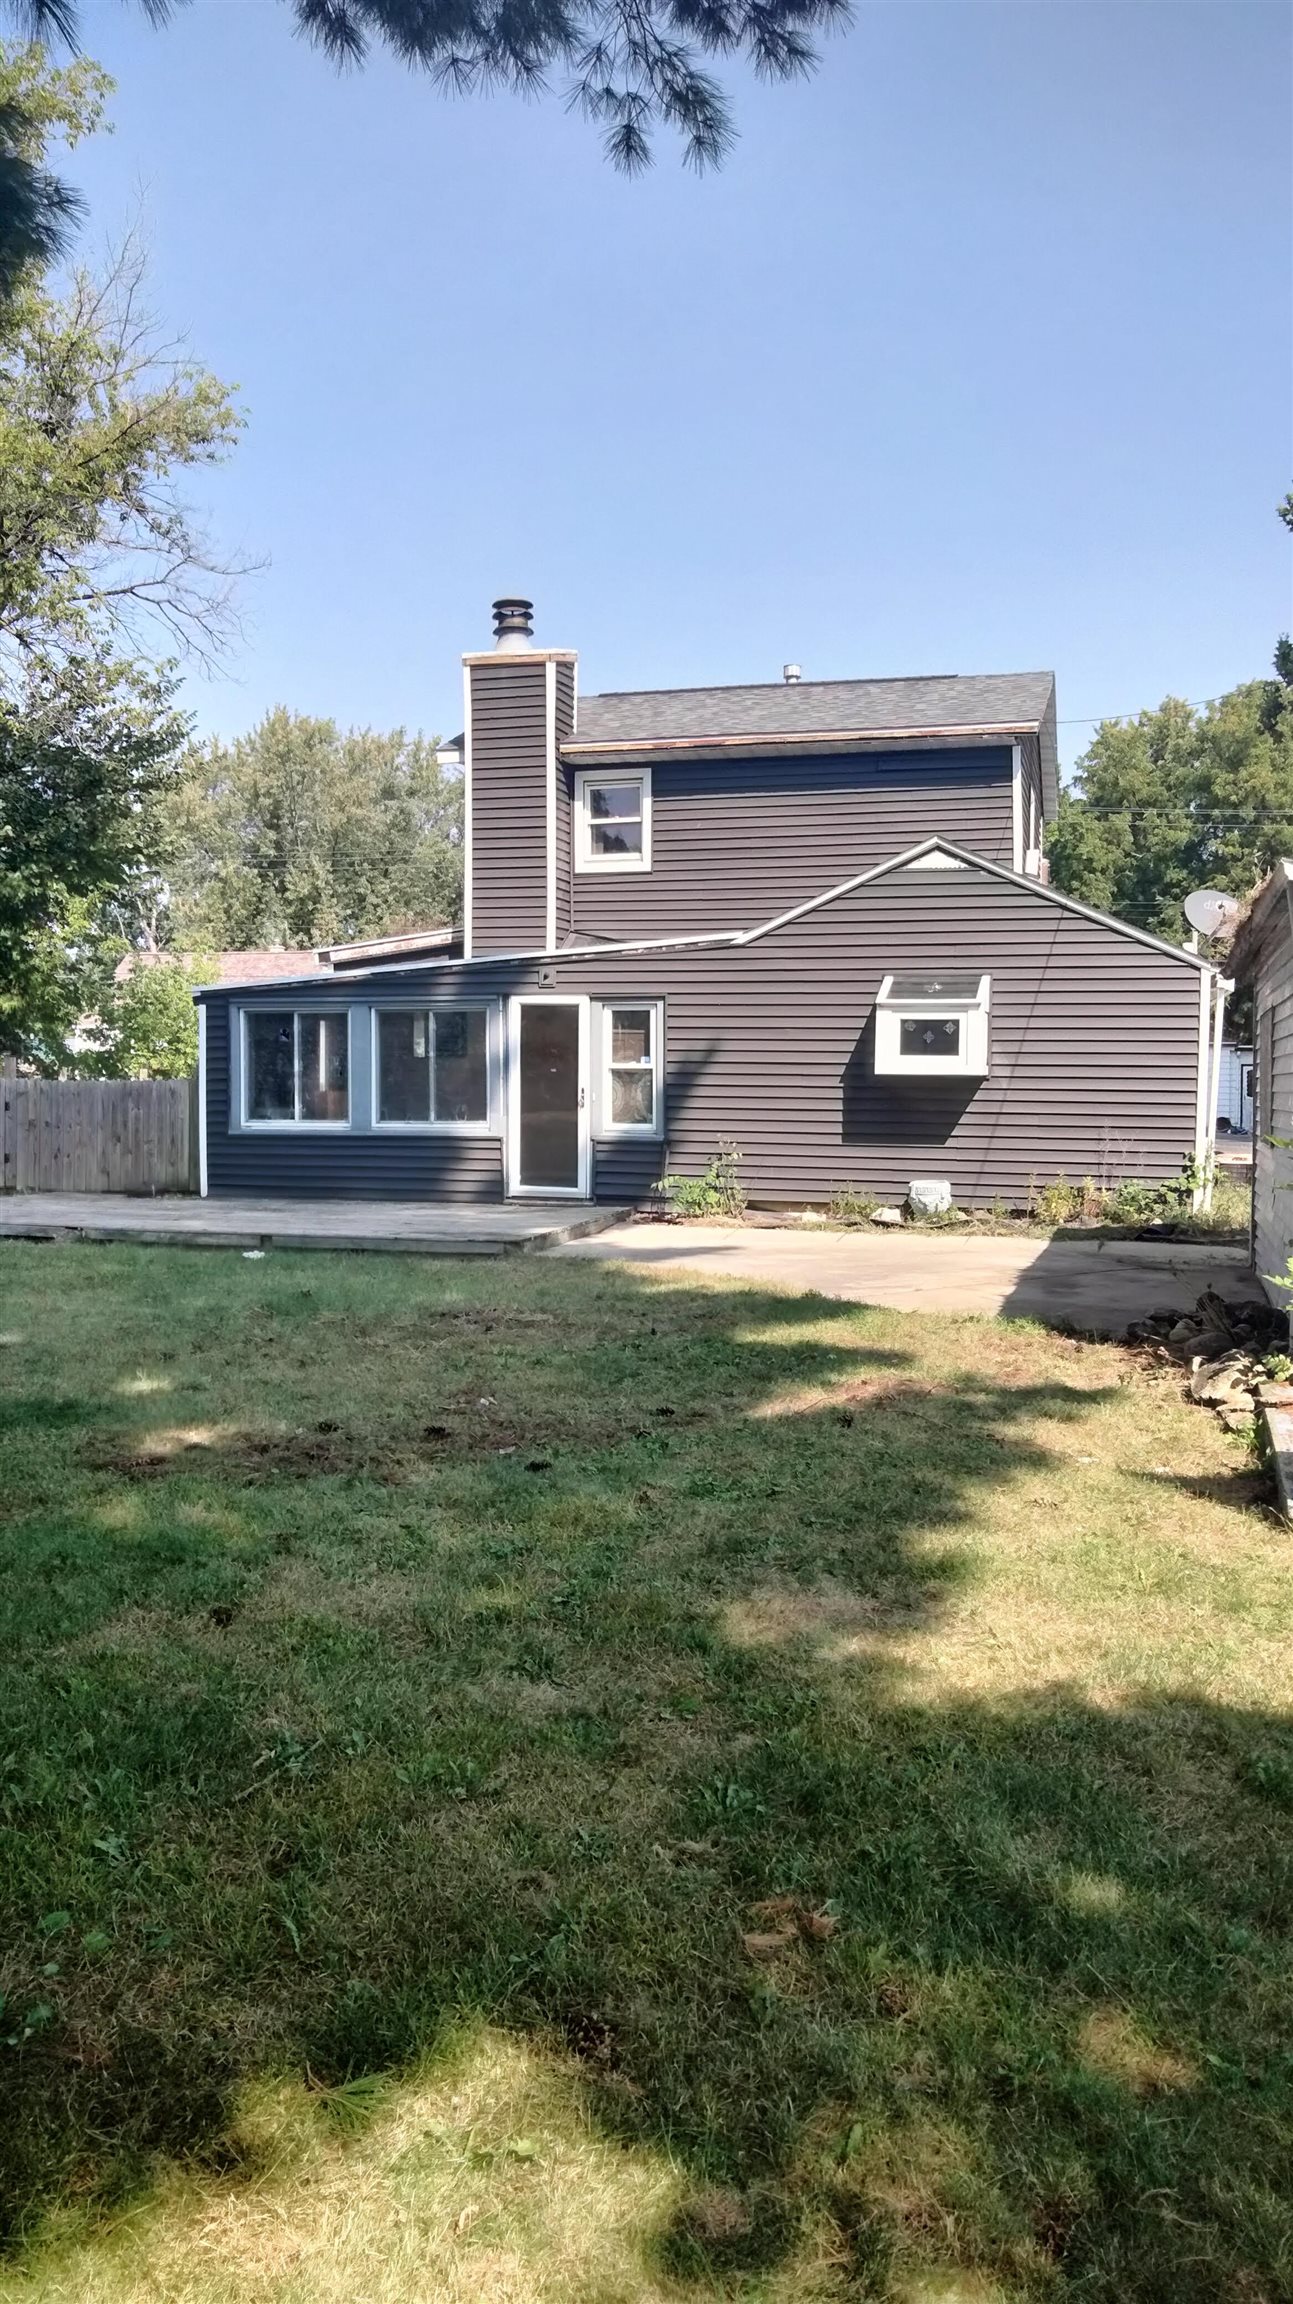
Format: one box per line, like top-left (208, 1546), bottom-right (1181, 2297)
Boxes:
top-left (574, 767), bottom-right (652, 874)
top-left (369, 1001), bottom-right (497, 1134)
top-left (873, 974), bottom-right (990, 1079)
top-left (240, 1007), bottom-right (354, 1129)
top-left (600, 1000), bottom-right (664, 1138)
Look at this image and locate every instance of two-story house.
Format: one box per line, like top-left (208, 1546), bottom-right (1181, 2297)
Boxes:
top-left (194, 598), bottom-right (1219, 1208)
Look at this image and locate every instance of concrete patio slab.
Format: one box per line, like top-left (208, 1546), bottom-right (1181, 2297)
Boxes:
top-left (555, 1221), bottom-right (1264, 1333)
top-left (0, 1194), bottom-right (626, 1257)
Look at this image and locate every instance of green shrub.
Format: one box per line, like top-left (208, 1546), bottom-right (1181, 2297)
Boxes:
top-left (1103, 1172), bottom-right (1195, 1226)
top-left (654, 1139), bottom-right (746, 1218)
top-left (828, 1184), bottom-right (878, 1226)
top-left (1026, 1161), bottom-right (1204, 1231)
top-left (1028, 1173), bottom-right (1082, 1226)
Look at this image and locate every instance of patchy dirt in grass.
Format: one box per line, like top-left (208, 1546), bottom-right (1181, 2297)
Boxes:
top-left (468, 1674), bottom-right (583, 1719)
top-left (722, 1576), bottom-right (933, 1656)
top-left (82, 1418), bottom-right (577, 1486)
top-left (1077, 2008), bottom-right (1197, 2095)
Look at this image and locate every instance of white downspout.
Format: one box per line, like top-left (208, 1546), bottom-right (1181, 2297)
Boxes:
top-left (1202, 973), bottom-right (1230, 1212)
top-left (196, 1000), bottom-right (208, 1199)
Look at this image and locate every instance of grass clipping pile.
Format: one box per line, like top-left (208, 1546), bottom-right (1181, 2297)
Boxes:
top-left (1127, 1286), bottom-right (1291, 1433)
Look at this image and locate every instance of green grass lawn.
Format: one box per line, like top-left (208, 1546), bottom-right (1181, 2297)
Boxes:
top-left (1, 1241), bottom-right (1291, 2303)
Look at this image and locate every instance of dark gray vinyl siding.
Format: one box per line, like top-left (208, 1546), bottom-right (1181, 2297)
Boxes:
top-left (203, 998), bottom-right (504, 1201)
top-left (593, 1136), bottom-right (666, 1201)
top-left (201, 868), bottom-right (1204, 1208)
top-left (469, 659), bottom-right (549, 955)
top-left (554, 663), bottom-right (575, 941)
top-left (572, 748), bottom-right (1016, 941)
top-left (600, 870), bottom-right (1201, 1204)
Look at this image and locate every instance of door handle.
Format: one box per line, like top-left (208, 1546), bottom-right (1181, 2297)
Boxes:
top-left (578, 1087), bottom-right (586, 1109)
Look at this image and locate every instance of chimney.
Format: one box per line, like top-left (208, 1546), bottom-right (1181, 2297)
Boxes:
top-left (492, 596), bottom-right (534, 652)
top-left (463, 598), bottom-right (577, 958)
top-left (783, 662), bottom-right (801, 684)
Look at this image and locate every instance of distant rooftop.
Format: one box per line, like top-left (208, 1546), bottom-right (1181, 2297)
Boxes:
top-left (116, 948), bottom-right (326, 987)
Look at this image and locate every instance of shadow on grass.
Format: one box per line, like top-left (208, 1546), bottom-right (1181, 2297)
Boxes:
top-left (0, 1249), bottom-right (1290, 2297)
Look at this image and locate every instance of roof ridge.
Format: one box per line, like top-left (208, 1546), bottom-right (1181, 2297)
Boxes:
top-left (585, 671), bottom-right (1053, 703)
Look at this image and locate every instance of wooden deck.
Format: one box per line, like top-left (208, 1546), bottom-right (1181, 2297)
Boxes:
top-left (0, 1194), bottom-right (627, 1257)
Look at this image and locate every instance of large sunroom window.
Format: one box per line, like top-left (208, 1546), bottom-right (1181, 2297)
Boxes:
top-left (376, 1006), bottom-right (489, 1125)
top-left (244, 1011), bottom-right (350, 1124)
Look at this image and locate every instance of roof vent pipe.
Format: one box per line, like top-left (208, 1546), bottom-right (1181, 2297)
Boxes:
top-left (783, 662), bottom-right (801, 684)
top-left (492, 596), bottom-right (535, 651)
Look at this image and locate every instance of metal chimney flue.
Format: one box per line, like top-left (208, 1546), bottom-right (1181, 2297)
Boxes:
top-left (492, 596), bottom-right (535, 652)
top-left (783, 662), bottom-right (801, 684)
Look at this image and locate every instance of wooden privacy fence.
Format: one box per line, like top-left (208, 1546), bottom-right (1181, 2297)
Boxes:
top-left (0, 1077), bottom-right (198, 1194)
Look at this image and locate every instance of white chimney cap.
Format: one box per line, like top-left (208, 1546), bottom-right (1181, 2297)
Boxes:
top-left (783, 663), bottom-right (801, 684)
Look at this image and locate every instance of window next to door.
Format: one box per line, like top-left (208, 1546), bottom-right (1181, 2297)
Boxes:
top-left (374, 1006), bottom-right (491, 1128)
top-left (600, 1002), bottom-right (663, 1135)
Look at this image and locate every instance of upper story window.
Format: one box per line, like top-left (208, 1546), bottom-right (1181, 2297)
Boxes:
top-left (873, 973), bottom-right (990, 1079)
top-left (244, 1011), bottom-right (350, 1125)
top-left (375, 1006), bottom-right (489, 1126)
top-left (575, 768), bottom-right (652, 873)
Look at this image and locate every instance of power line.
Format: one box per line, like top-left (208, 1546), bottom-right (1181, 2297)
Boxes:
top-left (1064, 806), bottom-right (1293, 817)
top-left (1058, 694), bottom-right (1230, 726)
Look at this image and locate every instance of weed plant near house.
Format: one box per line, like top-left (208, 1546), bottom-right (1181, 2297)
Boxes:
top-left (0, 1244), bottom-right (1290, 2300)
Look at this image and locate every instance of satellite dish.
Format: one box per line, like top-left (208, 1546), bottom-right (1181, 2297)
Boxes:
top-left (1184, 888), bottom-right (1240, 936)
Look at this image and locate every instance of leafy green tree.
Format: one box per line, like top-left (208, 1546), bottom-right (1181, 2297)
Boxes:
top-left (0, 650), bottom-right (189, 1061)
top-left (0, 86), bottom-right (245, 666)
top-left (0, 44), bottom-right (242, 1061)
top-left (0, 41), bottom-right (102, 299)
top-left (158, 709), bottom-right (462, 951)
top-left (1048, 658), bottom-right (1293, 945)
top-left (90, 947), bottom-right (213, 1076)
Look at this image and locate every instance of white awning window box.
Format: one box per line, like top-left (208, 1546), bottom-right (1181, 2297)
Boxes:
top-left (874, 973), bottom-right (990, 1079)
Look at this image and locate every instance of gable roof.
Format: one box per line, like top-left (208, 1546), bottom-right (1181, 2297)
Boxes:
top-left (735, 838), bottom-right (1213, 971)
top-left (567, 672), bottom-right (1059, 822)
top-left (573, 671), bottom-right (1054, 748)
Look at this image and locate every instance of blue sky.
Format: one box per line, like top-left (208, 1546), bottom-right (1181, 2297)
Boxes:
top-left (61, 0), bottom-right (1291, 771)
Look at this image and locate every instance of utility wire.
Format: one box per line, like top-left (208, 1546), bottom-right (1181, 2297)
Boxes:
top-left (1058, 694), bottom-right (1232, 726)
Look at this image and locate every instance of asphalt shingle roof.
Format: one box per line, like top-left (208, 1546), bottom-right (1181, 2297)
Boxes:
top-left (570, 671), bottom-right (1055, 748)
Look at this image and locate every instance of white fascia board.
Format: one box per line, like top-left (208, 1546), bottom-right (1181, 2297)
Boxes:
top-left (736, 838), bottom-right (1216, 971)
top-left (197, 930), bottom-right (742, 996)
top-left (560, 724), bottom-right (1039, 764)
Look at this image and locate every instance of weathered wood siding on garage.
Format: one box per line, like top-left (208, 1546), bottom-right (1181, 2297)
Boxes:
top-left (201, 861), bottom-right (1205, 1207)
